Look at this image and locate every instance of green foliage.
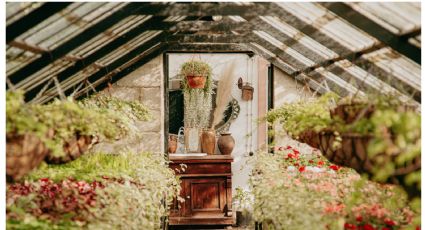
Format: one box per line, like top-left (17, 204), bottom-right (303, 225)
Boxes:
top-left (81, 94), bottom-right (151, 124)
top-left (6, 90), bottom-right (49, 139)
top-left (180, 60), bottom-right (213, 95)
top-left (9, 151), bottom-right (181, 229)
top-left (265, 92), bottom-right (339, 137)
top-left (367, 109), bottom-right (421, 184)
top-left (250, 150), bottom-right (419, 229)
top-left (180, 60), bottom-right (214, 128)
top-left (6, 91), bottom-right (152, 159)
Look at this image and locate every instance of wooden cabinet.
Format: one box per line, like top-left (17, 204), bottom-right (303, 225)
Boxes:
top-left (168, 155), bottom-right (234, 226)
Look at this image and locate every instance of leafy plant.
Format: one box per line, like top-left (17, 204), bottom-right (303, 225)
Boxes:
top-left (180, 60), bottom-right (213, 95)
top-left (6, 91), bottom-right (151, 159)
top-left (265, 92), bottom-right (339, 138)
top-left (250, 147), bottom-right (419, 229)
top-left (180, 60), bottom-right (214, 128)
top-left (8, 151), bottom-right (181, 229)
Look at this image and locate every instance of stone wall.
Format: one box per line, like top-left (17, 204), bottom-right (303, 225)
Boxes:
top-left (92, 55), bottom-right (164, 154)
top-left (273, 67), bottom-right (315, 150)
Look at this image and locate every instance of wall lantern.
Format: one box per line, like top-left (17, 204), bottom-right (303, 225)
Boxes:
top-left (237, 77), bottom-right (254, 101)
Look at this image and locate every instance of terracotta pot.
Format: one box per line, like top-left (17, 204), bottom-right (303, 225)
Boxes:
top-left (45, 134), bottom-right (94, 164)
top-left (186, 75), bottom-right (206, 89)
top-left (168, 134), bottom-right (178, 153)
top-left (217, 133), bottom-right (235, 155)
top-left (201, 129), bottom-right (216, 155)
top-left (6, 131), bottom-right (53, 181)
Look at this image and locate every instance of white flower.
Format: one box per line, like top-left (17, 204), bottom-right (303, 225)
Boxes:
top-left (305, 166), bottom-right (324, 173)
top-left (287, 166), bottom-right (296, 171)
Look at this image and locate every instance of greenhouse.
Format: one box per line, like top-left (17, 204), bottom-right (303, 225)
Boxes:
top-left (5, 2), bottom-right (421, 230)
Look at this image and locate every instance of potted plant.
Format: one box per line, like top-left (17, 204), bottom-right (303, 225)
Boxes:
top-left (180, 60), bottom-right (212, 89)
top-left (181, 60), bottom-right (214, 153)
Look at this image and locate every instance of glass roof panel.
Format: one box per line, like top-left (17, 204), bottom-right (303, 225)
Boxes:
top-left (348, 2), bottom-right (420, 35)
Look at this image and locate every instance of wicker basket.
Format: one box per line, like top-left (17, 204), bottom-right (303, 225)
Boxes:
top-left (330, 103), bottom-right (375, 124)
top-left (6, 132), bottom-right (50, 181)
top-left (45, 134), bottom-right (95, 164)
top-left (297, 130), bottom-right (320, 149)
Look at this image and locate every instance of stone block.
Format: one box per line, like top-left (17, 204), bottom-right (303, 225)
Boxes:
top-left (140, 87), bottom-right (162, 110)
top-left (116, 57), bottom-right (163, 87)
top-left (104, 86), bottom-right (140, 102)
top-left (139, 132), bottom-right (163, 153)
top-left (137, 109), bottom-right (161, 132)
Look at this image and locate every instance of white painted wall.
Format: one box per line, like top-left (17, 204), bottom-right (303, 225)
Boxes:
top-left (273, 67), bottom-right (316, 152)
top-left (168, 53), bottom-right (262, 192)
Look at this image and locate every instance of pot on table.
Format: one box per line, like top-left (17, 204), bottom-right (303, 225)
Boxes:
top-left (201, 129), bottom-right (216, 155)
top-left (217, 133), bottom-right (235, 155)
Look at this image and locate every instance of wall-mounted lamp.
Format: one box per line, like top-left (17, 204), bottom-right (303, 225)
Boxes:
top-left (237, 77), bottom-right (254, 101)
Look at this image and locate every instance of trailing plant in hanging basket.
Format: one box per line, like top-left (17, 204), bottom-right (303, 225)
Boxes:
top-left (180, 60), bottom-right (212, 91)
top-left (265, 92), bottom-right (339, 140)
top-left (6, 91), bottom-right (52, 180)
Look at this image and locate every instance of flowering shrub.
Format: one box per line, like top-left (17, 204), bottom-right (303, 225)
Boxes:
top-left (250, 145), bottom-right (420, 230)
top-left (7, 151), bottom-right (180, 229)
top-left (7, 178), bottom-right (100, 228)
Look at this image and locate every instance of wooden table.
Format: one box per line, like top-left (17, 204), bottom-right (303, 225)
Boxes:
top-left (168, 154), bottom-right (234, 226)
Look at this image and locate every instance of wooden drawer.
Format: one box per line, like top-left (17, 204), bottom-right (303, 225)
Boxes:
top-left (170, 162), bottom-right (231, 175)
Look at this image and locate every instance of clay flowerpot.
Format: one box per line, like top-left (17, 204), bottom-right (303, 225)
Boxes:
top-left (168, 134), bottom-right (178, 153)
top-left (201, 129), bottom-right (216, 155)
top-left (186, 75), bottom-right (206, 89)
top-left (217, 133), bottom-right (235, 155)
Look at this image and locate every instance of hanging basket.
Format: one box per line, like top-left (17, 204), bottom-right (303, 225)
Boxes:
top-left (186, 75), bottom-right (207, 89)
top-left (45, 134), bottom-right (95, 164)
top-left (296, 130), bottom-right (320, 149)
top-left (6, 132), bottom-right (52, 181)
top-left (330, 103), bottom-right (375, 124)
top-left (317, 131), bottom-right (421, 182)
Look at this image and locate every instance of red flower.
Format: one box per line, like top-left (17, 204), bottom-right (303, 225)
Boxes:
top-left (415, 226), bottom-right (421, 230)
top-left (293, 149), bottom-right (299, 154)
top-left (285, 145), bottom-right (292, 150)
top-left (318, 161), bottom-right (324, 166)
top-left (308, 160), bottom-right (314, 164)
top-left (329, 165), bottom-right (341, 171)
top-left (298, 166), bottom-right (306, 172)
top-left (362, 224), bottom-right (375, 230)
top-left (294, 163), bottom-right (300, 167)
top-left (356, 216), bottom-right (363, 222)
top-left (384, 219), bottom-right (396, 226)
top-left (382, 228), bottom-right (390, 230)
top-left (344, 223), bottom-right (356, 230)
top-left (288, 153), bottom-right (294, 158)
